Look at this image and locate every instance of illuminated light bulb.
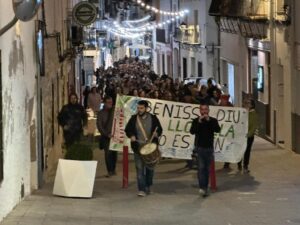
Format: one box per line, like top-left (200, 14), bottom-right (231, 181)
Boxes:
top-left (137, 0), bottom-right (141, 3)
top-left (166, 20), bottom-right (171, 23)
top-left (141, 3), bottom-right (145, 7)
top-left (171, 18), bottom-right (175, 21)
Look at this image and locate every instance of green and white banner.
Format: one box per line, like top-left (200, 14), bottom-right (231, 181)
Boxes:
top-left (110, 95), bottom-right (249, 163)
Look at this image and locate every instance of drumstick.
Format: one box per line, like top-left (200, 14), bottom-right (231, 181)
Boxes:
top-left (149, 127), bottom-right (158, 143)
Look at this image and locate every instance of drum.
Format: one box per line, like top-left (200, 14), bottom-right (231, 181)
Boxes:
top-left (140, 143), bottom-right (161, 169)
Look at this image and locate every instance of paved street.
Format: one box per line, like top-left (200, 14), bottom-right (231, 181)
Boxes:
top-left (1, 137), bottom-right (300, 225)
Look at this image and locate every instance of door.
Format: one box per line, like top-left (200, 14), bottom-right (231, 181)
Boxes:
top-left (167, 55), bottom-right (172, 77)
top-left (191, 57), bottom-right (195, 77)
top-left (183, 57), bottom-right (187, 79)
top-left (276, 65), bottom-right (285, 146)
top-left (162, 54), bottom-right (165, 75)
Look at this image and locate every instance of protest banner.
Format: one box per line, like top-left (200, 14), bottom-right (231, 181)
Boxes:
top-left (110, 95), bottom-right (248, 163)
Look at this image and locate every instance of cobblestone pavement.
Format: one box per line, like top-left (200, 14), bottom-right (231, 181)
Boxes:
top-left (1, 137), bottom-right (300, 225)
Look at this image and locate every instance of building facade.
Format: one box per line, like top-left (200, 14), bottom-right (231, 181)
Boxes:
top-left (0, 0), bottom-right (78, 221)
top-left (210, 0), bottom-right (300, 153)
top-left (153, 0), bottom-right (219, 80)
top-left (0, 0), bottom-right (41, 220)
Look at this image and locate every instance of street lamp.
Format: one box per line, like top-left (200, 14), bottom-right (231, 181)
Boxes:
top-left (0, 0), bottom-right (42, 36)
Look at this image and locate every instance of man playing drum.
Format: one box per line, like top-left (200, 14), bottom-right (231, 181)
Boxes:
top-left (125, 100), bottom-right (163, 197)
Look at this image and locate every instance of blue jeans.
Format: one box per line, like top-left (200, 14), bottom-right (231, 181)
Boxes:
top-left (196, 147), bottom-right (214, 191)
top-left (134, 153), bottom-right (154, 192)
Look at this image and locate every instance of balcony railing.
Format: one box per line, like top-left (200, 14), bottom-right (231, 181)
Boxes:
top-left (174, 25), bottom-right (201, 45)
top-left (209, 0), bottom-right (270, 39)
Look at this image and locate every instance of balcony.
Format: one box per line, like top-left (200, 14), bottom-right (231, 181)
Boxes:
top-left (174, 25), bottom-right (201, 45)
top-left (209, 0), bottom-right (270, 39)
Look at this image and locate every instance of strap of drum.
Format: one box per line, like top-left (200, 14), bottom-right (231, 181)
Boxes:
top-left (137, 116), bottom-right (150, 143)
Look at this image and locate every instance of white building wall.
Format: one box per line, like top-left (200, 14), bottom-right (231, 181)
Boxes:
top-left (179, 0), bottom-right (219, 81)
top-left (180, 48), bottom-right (207, 78)
top-left (271, 26), bottom-right (293, 149)
top-left (220, 33), bottom-right (248, 107)
top-left (0, 2), bottom-right (38, 221)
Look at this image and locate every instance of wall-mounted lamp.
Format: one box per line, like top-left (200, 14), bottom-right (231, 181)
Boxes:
top-left (0, 0), bottom-right (42, 36)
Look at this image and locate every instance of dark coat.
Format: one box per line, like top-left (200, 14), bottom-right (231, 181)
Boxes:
top-left (58, 103), bottom-right (87, 132)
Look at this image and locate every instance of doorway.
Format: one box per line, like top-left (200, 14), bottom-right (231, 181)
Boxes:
top-left (183, 57), bottom-right (187, 79)
top-left (227, 63), bottom-right (235, 104)
top-left (276, 65), bottom-right (285, 147)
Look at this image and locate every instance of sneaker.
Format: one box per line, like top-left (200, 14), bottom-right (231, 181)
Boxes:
top-left (137, 191), bottom-right (146, 197)
top-left (243, 167), bottom-right (250, 173)
top-left (223, 163), bottom-right (230, 170)
top-left (145, 187), bottom-right (153, 195)
top-left (199, 189), bottom-right (205, 195)
top-left (199, 189), bottom-right (209, 198)
top-left (238, 164), bottom-right (242, 171)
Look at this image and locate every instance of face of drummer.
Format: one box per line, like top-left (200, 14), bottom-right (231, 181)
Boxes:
top-left (137, 104), bottom-right (147, 116)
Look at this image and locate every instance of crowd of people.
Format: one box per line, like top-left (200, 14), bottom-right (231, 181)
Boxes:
top-left (82, 56), bottom-right (233, 114)
top-left (58, 57), bottom-right (257, 198)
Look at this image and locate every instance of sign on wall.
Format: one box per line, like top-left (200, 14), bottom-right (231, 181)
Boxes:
top-left (110, 95), bottom-right (249, 163)
top-left (73, 2), bottom-right (98, 26)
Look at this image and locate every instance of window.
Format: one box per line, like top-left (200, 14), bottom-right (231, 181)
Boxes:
top-left (162, 54), bottom-right (165, 75)
top-left (277, 0), bottom-right (285, 13)
top-left (36, 21), bottom-right (45, 77)
top-left (156, 29), bottom-right (166, 43)
top-left (0, 51), bottom-right (3, 182)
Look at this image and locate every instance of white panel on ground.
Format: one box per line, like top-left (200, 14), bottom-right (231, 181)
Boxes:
top-left (53, 159), bottom-right (98, 198)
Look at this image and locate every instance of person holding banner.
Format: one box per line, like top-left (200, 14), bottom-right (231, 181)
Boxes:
top-left (190, 104), bottom-right (221, 198)
top-left (97, 96), bottom-right (117, 178)
top-left (125, 100), bottom-right (163, 197)
top-left (238, 99), bottom-right (258, 173)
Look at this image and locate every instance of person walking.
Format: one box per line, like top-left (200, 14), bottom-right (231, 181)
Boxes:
top-left (238, 99), bottom-right (258, 173)
top-left (58, 93), bottom-right (87, 148)
top-left (190, 104), bottom-right (221, 197)
top-left (97, 96), bottom-right (117, 177)
top-left (125, 100), bottom-right (163, 197)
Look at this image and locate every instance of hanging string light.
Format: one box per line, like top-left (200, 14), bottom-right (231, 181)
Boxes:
top-left (102, 0), bottom-right (189, 39)
top-left (104, 25), bottom-right (146, 39)
top-left (133, 0), bottom-right (189, 16)
top-left (123, 15), bottom-right (151, 24)
top-left (112, 12), bottom-right (185, 33)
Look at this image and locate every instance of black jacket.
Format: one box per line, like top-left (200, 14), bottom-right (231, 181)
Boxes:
top-left (58, 103), bottom-right (87, 132)
top-left (125, 113), bottom-right (163, 145)
top-left (190, 117), bottom-right (221, 148)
